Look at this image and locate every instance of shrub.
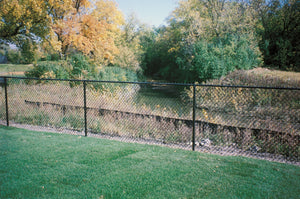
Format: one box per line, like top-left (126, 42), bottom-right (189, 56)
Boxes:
top-left (25, 61), bottom-right (70, 80)
top-left (177, 35), bottom-right (262, 83)
top-left (6, 49), bottom-right (23, 64)
top-left (92, 66), bottom-right (139, 91)
top-left (25, 63), bottom-right (50, 78)
top-left (96, 66), bottom-right (138, 82)
top-left (40, 53), bottom-right (61, 61)
top-left (69, 54), bottom-right (92, 79)
top-left (25, 52), bottom-right (142, 84)
top-left (49, 53), bottom-right (60, 61)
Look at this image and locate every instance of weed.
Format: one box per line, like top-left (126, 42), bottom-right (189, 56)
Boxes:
top-left (60, 114), bottom-right (85, 130)
top-left (14, 110), bottom-right (50, 126)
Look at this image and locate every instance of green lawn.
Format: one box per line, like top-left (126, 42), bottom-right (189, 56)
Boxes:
top-left (0, 126), bottom-right (299, 199)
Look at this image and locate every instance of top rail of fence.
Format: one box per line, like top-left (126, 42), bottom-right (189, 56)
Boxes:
top-left (1, 75), bottom-right (299, 91)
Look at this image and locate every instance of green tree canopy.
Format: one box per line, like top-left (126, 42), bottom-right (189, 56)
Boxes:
top-left (250, 0), bottom-right (300, 71)
top-left (142, 0), bottom-right (262, 83)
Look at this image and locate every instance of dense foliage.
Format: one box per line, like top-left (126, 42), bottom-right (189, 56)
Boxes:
top-left (142, 0), bottom-right (262, 82)
top-left (177, 35), bottom-right (261, 82)
top-left (25, 54), bottom-right (139, 84)
top-left (0, 0), bottom-right (124, 63)
top-left (251, 0), bottom-right (299, 71)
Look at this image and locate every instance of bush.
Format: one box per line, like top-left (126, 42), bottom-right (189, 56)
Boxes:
top-left (25, 61), bottom-right (70, 80)
top-left (40, 53), bottom-right (61, 61)
top-left (25, 62), bottom-right (49, 78)
top-left (96, 66), bottom-right (138, 82)
top-left (69, 54), bottom-right (92, 79)
top-left (49, 53), bottom-right (60, 61)
top-left (91, 66), bottom-right (139, 94)
top-left (6, 49), bottom-right (23, 64)
top-left (177, 35), bottom-right (262, 82)
top-left (25, 53), bottom-right (141, 89)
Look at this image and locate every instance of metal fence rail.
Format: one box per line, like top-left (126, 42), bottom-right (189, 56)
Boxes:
top-left (0, 76), bottom-right (299, 163)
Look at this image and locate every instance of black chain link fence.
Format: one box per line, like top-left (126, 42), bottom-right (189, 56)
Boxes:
top-left (0, 76), bottom-right (299, 163)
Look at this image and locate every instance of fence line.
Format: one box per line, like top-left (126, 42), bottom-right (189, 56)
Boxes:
top-left (1, 76), bottom-right (299, 163)
top-left (2, 75), bottom-right (300, 89)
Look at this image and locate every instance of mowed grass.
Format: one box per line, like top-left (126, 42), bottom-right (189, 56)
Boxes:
top-left (0, 126), bottom-right (299, 199)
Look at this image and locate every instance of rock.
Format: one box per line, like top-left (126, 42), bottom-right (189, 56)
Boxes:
top-left (189, 142), bottom-right (200, 146)
top-left (248, 145), bottom-right (261, 153)
top-left (200, 139), bottom-right (212, 147)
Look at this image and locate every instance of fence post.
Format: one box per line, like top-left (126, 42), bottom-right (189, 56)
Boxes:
top-left (192, 83), bottom-right (196, 151)
top-left (83, 80), bottom-right (87, 137)
top-left (4, 77), bottom-right (9, 126)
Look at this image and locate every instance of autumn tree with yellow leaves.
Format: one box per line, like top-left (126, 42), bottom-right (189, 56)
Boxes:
top-left (0, 0), bottom-right (124, 64)
top-left (0, 0), bottom-right (52, 63)
top-left (0, 0), bottom-right (51, 41)
top-left (50, 0), bottom-right (124, 63)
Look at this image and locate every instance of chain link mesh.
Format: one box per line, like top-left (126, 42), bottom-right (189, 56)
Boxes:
top-left (193, 86), bottom-right (300, 161)
top-left (3, 78), bottom-right (84, 135)
top-left (1, 77), bottom-right (299, 163)
top-left (85, 82), bottom-right (191, 147)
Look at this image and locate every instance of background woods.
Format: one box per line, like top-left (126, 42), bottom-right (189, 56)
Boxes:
top-left (0, 0), bottom-right (299, 82)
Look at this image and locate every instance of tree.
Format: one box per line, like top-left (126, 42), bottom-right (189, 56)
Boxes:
top-left (1, 0), bottom-right (125, 64)
top-left (50, 0), bottom-right (124, 63)
top-left (250, 0), bottom-right (300, 71)
top-left (170, 0), bottom-right (258, 42)
top-left (142, 0), bottom-right (262, 82)
top-left (0, 0), bottom-right (53, 62)
top-left (0, 0), bottom-right (51, 42)
top-left (114, 13), bottom-right (154, 71)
